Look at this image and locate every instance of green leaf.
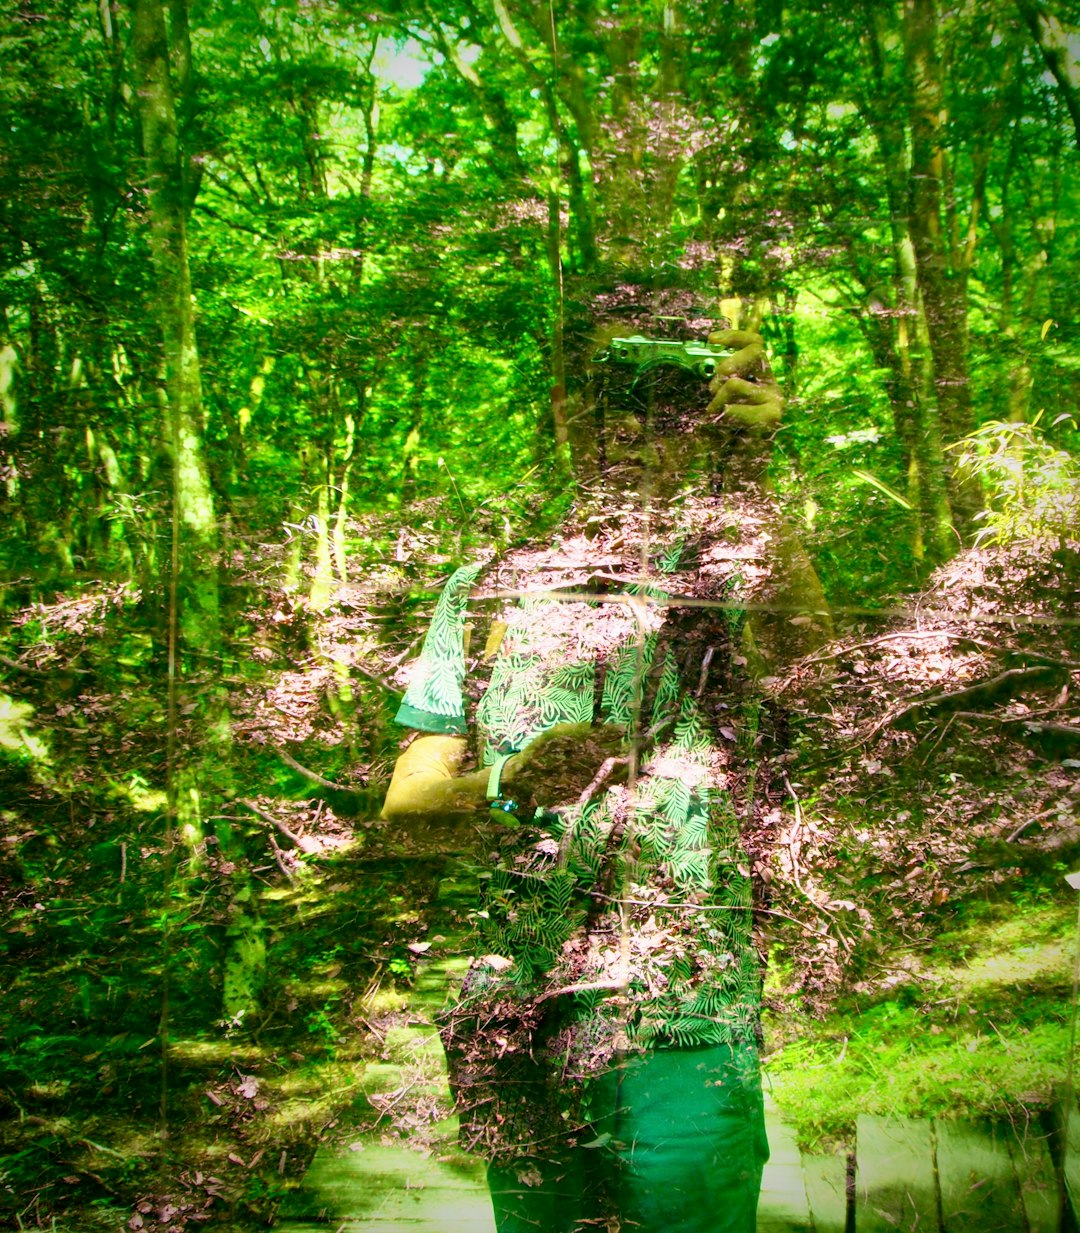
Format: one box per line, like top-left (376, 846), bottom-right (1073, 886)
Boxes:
top-left (850, 469), bottom-right (913, 510)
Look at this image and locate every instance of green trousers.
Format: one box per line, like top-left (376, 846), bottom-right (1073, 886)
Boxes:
top-left (484, 1041), bottom-right (768, 1233)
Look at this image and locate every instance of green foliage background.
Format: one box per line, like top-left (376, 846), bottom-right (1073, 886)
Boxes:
top-left (1, 0), bottom-right (1079, 1226)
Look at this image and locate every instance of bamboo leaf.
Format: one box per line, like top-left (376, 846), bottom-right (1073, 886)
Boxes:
top-left (851, 469), bottom-right (913, 510)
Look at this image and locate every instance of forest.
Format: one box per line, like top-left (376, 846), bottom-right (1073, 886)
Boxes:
top-left (1, 0), bottom-right (1079, 1228)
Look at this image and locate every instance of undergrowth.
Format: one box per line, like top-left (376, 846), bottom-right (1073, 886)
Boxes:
top-left (763, 872), bottom-right (1076, 1152)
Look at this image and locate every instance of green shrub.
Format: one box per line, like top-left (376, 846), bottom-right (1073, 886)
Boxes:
top-left (948, 417), bottom-right (1080, 545)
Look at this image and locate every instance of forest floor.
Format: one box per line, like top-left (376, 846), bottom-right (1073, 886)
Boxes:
top-left (764, 535), bottom-right (1080, 1147)
top-left (1, 524), bottom-right (1078, 1230)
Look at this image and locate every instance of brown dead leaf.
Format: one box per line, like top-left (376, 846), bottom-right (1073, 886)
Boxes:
top-left (235, 1074), bottom-right (259, 1099)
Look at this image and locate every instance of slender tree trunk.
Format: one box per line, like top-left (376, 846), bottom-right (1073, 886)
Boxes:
top-left (986, 109), bottom-right (1036, 423)
top-left (130, 0), bottom-right (218, 643)
top-left (131, 0), bottom-right (260, 1026)
top-left (546, 188), bottom-right (571, 464)
top-left (903, 0), bottom-right (980, 531)
top-left (861, 23), bottom-right (955, 567)
top-left (308, 439), bottom-right (334, 613)
top-left (861, 308), bottom-right (952, 565)
top-left (0, 340), bottom-right (19, 507)
top-left (401, 350), bottom-right (427, 503)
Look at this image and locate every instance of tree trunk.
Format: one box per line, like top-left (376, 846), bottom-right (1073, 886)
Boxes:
top-left (130, 0), bottom-right (218, 642)
top-left (1016, 0), bottom-right (1080, 151)
top-left (401, 350), bottom-right (427, 503)
top-left (130, 0), bottom-right (260, 1027)
top-left (903, 0), bottom-right (980, 530)
top-left (546, 188), bottom-right (571, 465)
top-left (308, 438), bottom-right (335, 613)
top-left (856, 71), bottom-right (951, 560)
top-left (332, 411), bottom-right (356, 588)
top-left (0, 340), bottom-right (19, 506)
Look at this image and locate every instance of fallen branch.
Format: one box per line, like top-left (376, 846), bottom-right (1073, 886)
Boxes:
top-left (577, 755), bottom-right (629, 809)
top-left (275, 747), bottom-right (352, 793)
top-left (1007, 649), bottom-right (1080, 672)
top-left (557, 755), bottom-right (632, 865)
top-left (385, 632), bottom-right (425, 669)
top-left (351, 1012), bottom-right (387, 1042)
top-left (296, 649), bottom-right (401, 697)
top-left (535, 978), bottom-right (624, 1005)
top-left (1004, 805), bottom-right (1062, 844)
top-left (949, 714), bottom-right (1080, 753)
top-left (350, 662), bottom-right (402, 695)
top-left (1018, 721), bottom-right (1080, 745)
top-left (918, 712), bottom-right (957, 769)
top-left (0, 653), bottom-right (89, 678)
top-left (781, 775), bottom-right (850, 950)
top-left (366, 1077), bottom-right (421, 1124)
top-left (239, 798), bottom-right (311, 851)
top-left (265, 831), bottom-right (295, 882)
top-left (866, 664), bottom-right (1065, 740)
top-left (0, 652), bottom-right (43, 677)
top-left (695, 646), bottom-right (717, 698)
top-left (76, 1137), bottom-right (127, 1160)
top-left (312, 650), bottom-right (399, 696)
top-left (782, 775), bottom-right (806, 894)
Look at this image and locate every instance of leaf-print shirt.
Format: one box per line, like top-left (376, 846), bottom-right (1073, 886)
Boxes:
top-left (395, 547), bottom-right (759, 1071)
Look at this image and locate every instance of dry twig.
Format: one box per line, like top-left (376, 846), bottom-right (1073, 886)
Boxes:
top-left (275, 747), bottom-right (351, 793)
top-left (239, 798), bottom-right (307, 850)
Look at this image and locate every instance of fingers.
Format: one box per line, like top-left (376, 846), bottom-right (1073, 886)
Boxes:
top-left (708, 330), bottom-right (766, 382)
top-left (705, 330), bottom-right (783, 431)
top-left (707, 376), bottom-right (783, 429)
top-left (709, 376), bottom-right (775, 406)
top-left (707, 329), bottom-right (763, 349)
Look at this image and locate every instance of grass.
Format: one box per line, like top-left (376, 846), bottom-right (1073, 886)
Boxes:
top-left (763, 890), bottom-right (1077, 1152)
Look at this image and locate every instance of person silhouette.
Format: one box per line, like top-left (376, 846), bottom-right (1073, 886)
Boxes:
top-left (381, 293), bottom-right (830, 1232)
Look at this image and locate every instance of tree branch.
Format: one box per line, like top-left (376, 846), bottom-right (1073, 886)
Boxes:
top-left (239, 798), bottom-right (314, 852)
top-left (1016, 0), bottom-right (1080, 152)
top-left (866, 664), bottom-right (1065, 739)
top-left (275, 747), bottom-right (353, 793)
